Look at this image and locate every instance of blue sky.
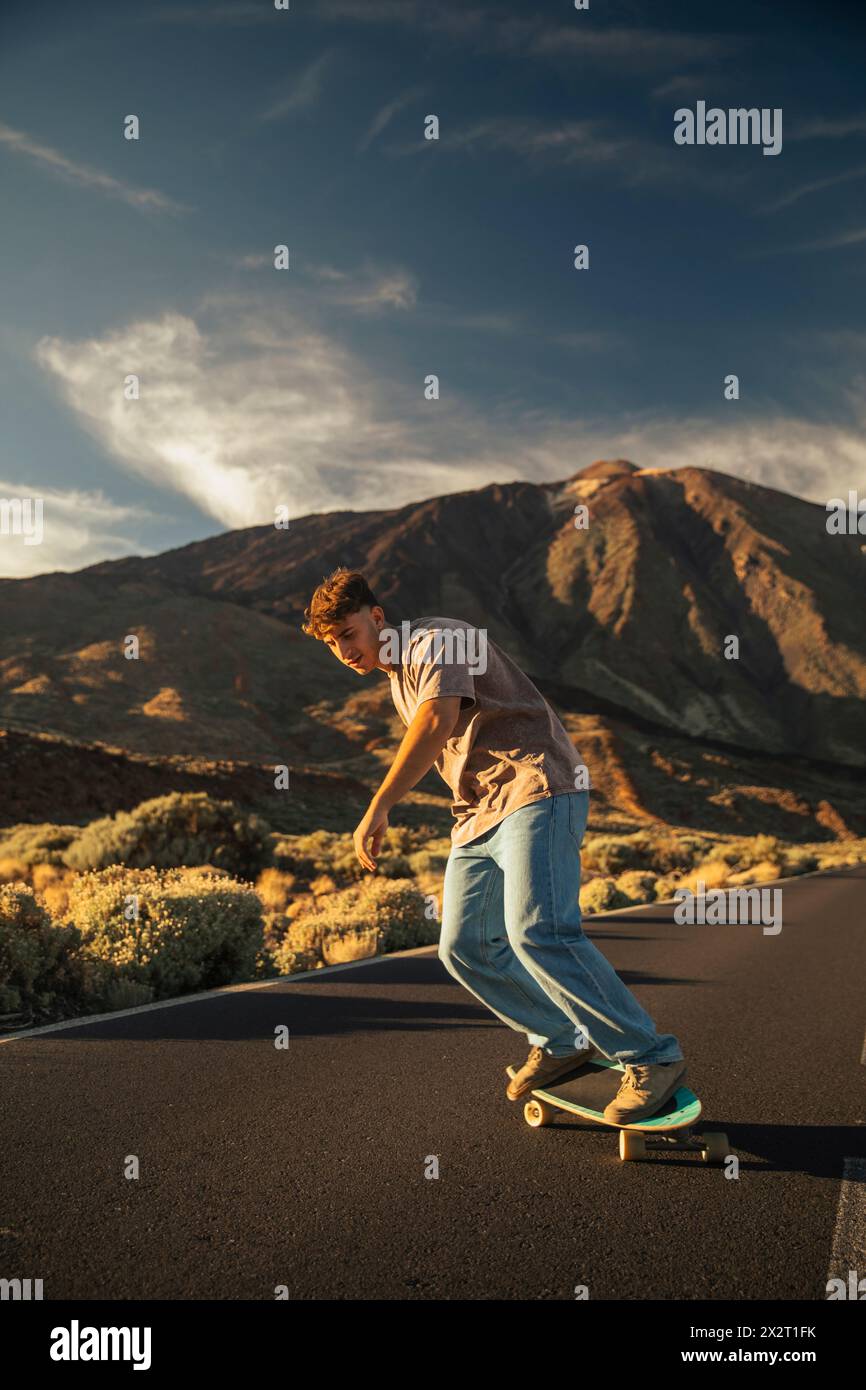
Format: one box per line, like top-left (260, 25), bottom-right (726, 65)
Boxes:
top-left (1, 0), bottom-right (865, 577)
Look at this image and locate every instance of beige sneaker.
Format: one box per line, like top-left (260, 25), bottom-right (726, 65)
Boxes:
top-left (506, 1043), bottom-right (600, 1101)
top-left (602, 1059), bottom-right (688, 1124)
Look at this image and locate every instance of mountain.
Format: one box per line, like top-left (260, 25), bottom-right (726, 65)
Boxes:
top-left (0, 461), bottom-right (864, 836)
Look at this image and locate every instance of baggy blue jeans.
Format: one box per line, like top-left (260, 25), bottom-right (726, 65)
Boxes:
top-left (439, 790), bottom-right (683, 1064)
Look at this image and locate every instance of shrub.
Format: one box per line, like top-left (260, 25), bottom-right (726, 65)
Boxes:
top-left (272, 828), bottom-right (438, 886)
top-left (648, 833), bottom-right (716, 873)
top-left (269, 876), bottom-right (436, 973)
top-left (272, 829), bottom-right (362, 884)
top-left (579, 878), bottom-right (631, 914)
top-left (273, 915), bottom-right (327, 973)
top-left (30, 863), bottom-right (67, 893)
top-left (653, 874), bottom-right (682, 901)
top-left (726, 859), bottom-right (782, 885)
top-left (39, 880), bottom-right (73, 922)
top-left (98, 977), bottom-right (156, 1011)
top-left (615, 870), bottom-right (658, 905)
top-left (309, 873), bottom-right (338, 896)
top-left (780, 848), bottom-right (818, 874)
top-left (407, 844), bottom-right (451, 877)
top-left (582, 836), bottom-right (649, 875)
top-left (255, 867), bottom-right (297, 911)
top-left (62, 793), bottom-right (273, 880)
top-left (0, 858), bottom-right (30, 884)
top-left (367, 878), bottom-right (437, 951)
top-left (0, 882), bottom-right (88, 1022)
top-left (744, 834), bottom-right (781, 866)
top-left (679, 859), bottom-right (731, 893)
top-left (65, 865), bottom-right (264, 998)
top-left (816, 841), bottom-right (866, 870)
top-left (0, 823), bottom-right (82, 867)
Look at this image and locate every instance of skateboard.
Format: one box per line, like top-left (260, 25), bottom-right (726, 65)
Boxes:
top-left (506, 1057), bottom-right (730, 1163)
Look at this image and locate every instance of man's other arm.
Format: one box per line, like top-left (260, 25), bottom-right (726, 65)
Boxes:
top-left (372, 696), bottom-right (462, 812)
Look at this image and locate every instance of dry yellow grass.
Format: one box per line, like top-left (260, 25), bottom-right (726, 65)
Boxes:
top-left (309, 873), bottom-right (338, 896)
top-left (0, 858), bottom-right (30, 883)
top-left (255, 867), bottom-right (297, 911)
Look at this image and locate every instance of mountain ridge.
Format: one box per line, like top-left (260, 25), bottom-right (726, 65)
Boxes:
top-left (1, 462), bottom-right (863, 780)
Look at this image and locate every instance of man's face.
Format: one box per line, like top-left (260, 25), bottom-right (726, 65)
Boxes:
top-left (322, 605), bottom-right (384, 674)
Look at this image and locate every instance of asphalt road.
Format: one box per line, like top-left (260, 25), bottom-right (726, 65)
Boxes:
top-left (1, 865), bottom-right (864, 1301)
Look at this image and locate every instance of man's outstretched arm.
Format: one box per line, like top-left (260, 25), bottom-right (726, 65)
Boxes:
top-left (354, 696), bottom-right (462, 870)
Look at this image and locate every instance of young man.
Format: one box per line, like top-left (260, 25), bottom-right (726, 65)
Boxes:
top-left (303, 568), bottom-right (687, 1122)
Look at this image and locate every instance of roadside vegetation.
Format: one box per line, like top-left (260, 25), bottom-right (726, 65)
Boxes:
top-left (1, 793), bottom-right (863, 1030)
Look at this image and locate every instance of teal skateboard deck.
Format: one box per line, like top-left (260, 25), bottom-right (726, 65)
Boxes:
top-left (506, 1057), bottom-right (729, 1163)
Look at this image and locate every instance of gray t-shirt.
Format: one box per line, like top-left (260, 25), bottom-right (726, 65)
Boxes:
top-left (386, 616), bottom-right (589, 846)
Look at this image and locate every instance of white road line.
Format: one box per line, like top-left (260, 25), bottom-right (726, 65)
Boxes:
top-left (0, 943), bottom-right (437, 1044)
top-left (0, 866), bottom-right (839, 1044)
top-left (826, 1158), bottom-right (866, 1295)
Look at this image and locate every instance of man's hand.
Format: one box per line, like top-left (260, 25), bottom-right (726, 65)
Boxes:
top-left (352, 698), bottom-right (460, 871)
top-left (354, 801), bottom-right (390, 872)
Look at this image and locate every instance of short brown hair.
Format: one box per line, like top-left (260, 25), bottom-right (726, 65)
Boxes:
top-left (301, 567), bottom-right (383, 640)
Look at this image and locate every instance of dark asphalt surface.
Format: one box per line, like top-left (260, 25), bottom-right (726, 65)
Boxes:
top-left (1, 865), bottom-right (864, 1301)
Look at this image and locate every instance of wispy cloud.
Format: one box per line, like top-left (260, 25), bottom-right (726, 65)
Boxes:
top-left (651, 74), bottom-right (708, 101)
top-left (525, 404), bottom-right (866, 509)
top-left (443, 117), bottom-right (634, 167)
top-left (526, 27), bottom-right (728, 69)
top-left (232, 252), bottom-right (274, 270)
top-left (767, 225), bottom-right (866, 254)
top-left (31, 300), bottom-right (866, 561)
top-left (359, 88), bottom-right (423, 152)
top-left (759, 161), bottom-right (866, 213)
top-left (789, 113), bottom-right (866, 140)
top-left (147, 0), bottom-right (727, 74)
top-left (32, 302), bottom-right (456, 532)
top-left (307, 261), bottom-right (420, 311)
top-left (0, 122), bottom-right (188, 214)
top-left (316, 1), bottom-right (731, 70)
top-left (0, 482), bottom-right (157, 579)
top-left (259, 53), bottom-right (333, 122)
top-left (225, 255), bottom-right (419, 311)
top-left (391, 115), bottom-right (750, 196)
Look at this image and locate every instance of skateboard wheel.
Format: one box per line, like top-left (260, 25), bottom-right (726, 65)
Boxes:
top-left (619, 1129), bottom-right (647, 1162)
top-left (701, 1132), bottom-right (730, 1164)
top-left (524, 1099), bottom-right (556, 1127)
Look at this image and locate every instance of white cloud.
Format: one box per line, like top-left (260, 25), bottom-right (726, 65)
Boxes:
top-left (526, 402), bottom-right (866, 507)
top-left (30, 301), bottom-right (866, 567)
top-left (33, 303), bottom-right (456, 530)
top-left (0, 122), bottom-right (188, 215)
top-left (0, 483), bottom-right (157, 579)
